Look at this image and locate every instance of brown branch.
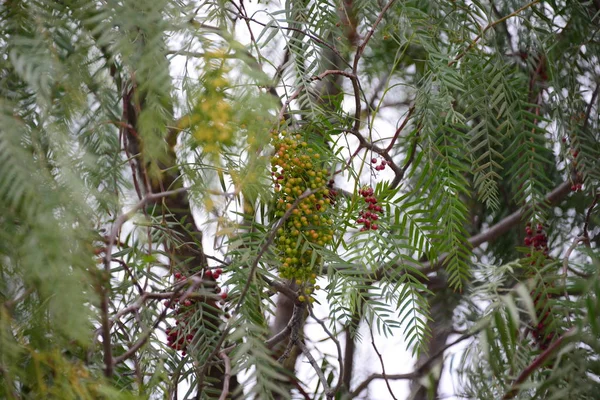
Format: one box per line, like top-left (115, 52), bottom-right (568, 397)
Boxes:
top-left (502, 327), bottom-right (577, 399)
top-left (218, 352), bottom-right (232, 400)
top-left (296, 340), bottom-right (333, 400)
top-left (262, 275), bottom-right (298, 300)
top-left (112, 278), bottom-right (202, 366)
top-left (354, 0), bottom-right (398, 66)
top-left (100, 187), bottom-right (189, 376)
top-left (414, 179), bottom-right (572, 277)
top-left (368, 320), bottom-right (398, 400)
top-left (266, 303), bottom-right (303, 349)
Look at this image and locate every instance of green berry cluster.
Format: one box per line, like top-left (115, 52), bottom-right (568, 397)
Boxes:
top-left (270, 130), bottom-right (334, 282)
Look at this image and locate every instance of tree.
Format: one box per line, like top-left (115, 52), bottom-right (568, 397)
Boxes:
top-left (0, 0), bottom-right (599, 399)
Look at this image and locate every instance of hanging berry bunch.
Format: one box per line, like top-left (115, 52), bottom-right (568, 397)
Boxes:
top-left (270, 130), bottom-right (335, 283)
top-left (524, 223), bottom-right (549, 257)
top-left (164, 269), bottom-right (227, 356)
top-left (356, 186), bottom-right (383, 232)
top-left (523, 223), bottom-right (556, 350)
top-left (371, 157), bottom-right (388, 171)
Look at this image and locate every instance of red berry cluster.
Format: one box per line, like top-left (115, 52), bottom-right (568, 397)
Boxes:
top-left (524, 223), bottom-right (548, 256)
top-left (371, 157), bottom-right (387, 171)
top-left (164, 268), bottom-right (227, 356)
top-left (356, 186), bottom-right (383, 232)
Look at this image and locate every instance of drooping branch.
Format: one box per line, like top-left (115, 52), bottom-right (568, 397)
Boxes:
top-left (502, 327), bottom-right (577, 399)
top-left (373, 179), bottom-right (573, 281)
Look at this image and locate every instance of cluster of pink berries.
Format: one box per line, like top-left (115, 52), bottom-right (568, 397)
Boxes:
top-left (524, 223), bottom-right (548, 256)
top-left (371, 157), bottom-right (387, 171)
top-left (565, 141), bottom-right (583, 192)
top-left (356, 186), bottom-right (383, 232)
top-left (164, 268), bottom-right (227, 355)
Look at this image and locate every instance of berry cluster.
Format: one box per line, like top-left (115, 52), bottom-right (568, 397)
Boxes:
top-left (524, 223), bottom-right (548, 256)
top-left (371, 157), bottom-right (388, 171)
top-left (356, 186), bottom-right (383, 232)
top-left (271, 131), bottom-right (335, 283)
top-left (164, 269), bottom-right (227, 356)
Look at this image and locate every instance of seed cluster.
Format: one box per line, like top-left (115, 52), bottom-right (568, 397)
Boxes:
top-left (524, 223), bottom-right (548, 256)
top-left (271, 131), bottom-right (334, 283)
top-left (371, 157), bottom-right (388, 171)
top-left (164, 269), bottom-right (227, 356)
top-left (356, 186), bottom-right (383, 232)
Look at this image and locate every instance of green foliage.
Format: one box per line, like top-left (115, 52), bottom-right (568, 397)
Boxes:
top-left (1, 0), bottom-right (599, 399)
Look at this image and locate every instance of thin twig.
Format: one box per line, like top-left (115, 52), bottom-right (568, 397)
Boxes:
top-left (100, 187), bottom-right (189, 376)
top-left (354, 0), bottom-right (398, 66)
top-left (502, 327), bottom-right (577, 399)
top-left (308, 306), bottom-right (344, 394)
top-left (218, 351), bottom-right (232, 400)
top-left (368, 320), bottom-right (398, 400)
top-left (350, 331), bottom-right (477, 397)
top-left (267, 303), bottom-right (302, 349)
top-left (386, 106), bottom-right (415, 152)
top-left (378, 179), bottom-right (573, 279)
top-left (297, 340), bottom-right (333, 399)
top-left (111, 258), bottom-right (144, 295)
top-left (2, 288), bottom-right (34, 311)
top-left (450, 0), bottom-right (541, 66)
top-left (112, 278), bottom-right (202, 365)
top-left (582, 84), bottom-right (599, 133)
top-left (277, 303), bottom-right (305, 364)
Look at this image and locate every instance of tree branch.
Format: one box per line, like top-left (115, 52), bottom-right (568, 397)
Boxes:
top-left (502, 327), bottom-right (577, 399)
top-left (296, 340), bottom-right (333, 400)
top-left (383, 179), bottom-right (573, 279)
top-left (350, 331), bottom-right (476, 398)
top-left (218, 351), bottom-right (232, 400)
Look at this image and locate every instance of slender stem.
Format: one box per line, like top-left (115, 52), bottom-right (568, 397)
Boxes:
top-left (450, 0), bottom-right (541, 66)
top-left (502, 327), bottom-right (577, 399)
top-left (218, 352), bottom-right (232, 400)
